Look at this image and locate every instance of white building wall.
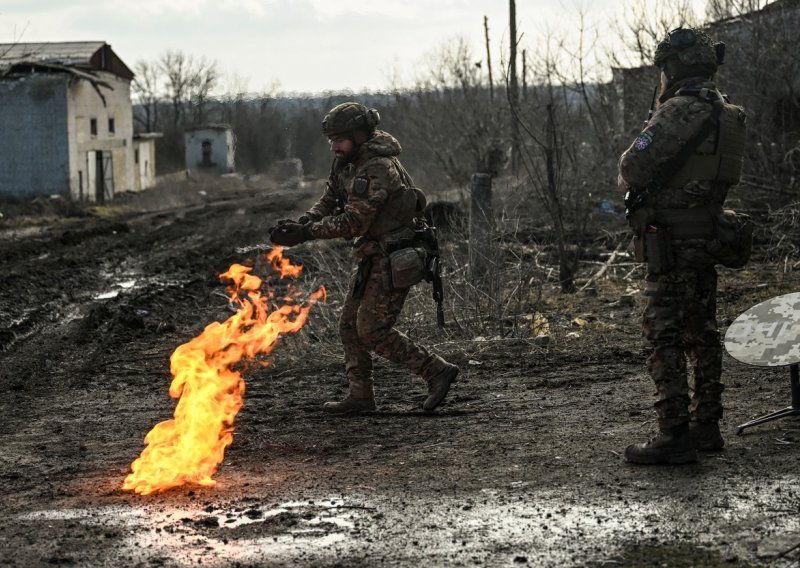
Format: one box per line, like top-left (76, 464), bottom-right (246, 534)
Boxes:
top-left (67, 71), bottom-right (134, 201)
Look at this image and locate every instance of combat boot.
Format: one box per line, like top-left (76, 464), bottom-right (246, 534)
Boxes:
top-left (624, 423), bottom-right (697, 464)
top-left (323, 379), bottom-right (377, 414)
top-left (689, 421), bottom-right (725, 451)
top-left (422, 356), bottom-right (459, 412)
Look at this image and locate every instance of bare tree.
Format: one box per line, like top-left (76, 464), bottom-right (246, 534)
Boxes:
top-left (706, 0), bottom-right (771, 20)
top-left (131, 60), bottom-right (161, 132)
top-left (188, 58), bottom-right (219, 126)
top-left (609, 0), bottom-right (699, 67)
top-left (159, 50), bottom-right (218, 128)
top-left (508, 12), bottom-right (623, 293)
top-left (393, 37), bottom-right (507, 189)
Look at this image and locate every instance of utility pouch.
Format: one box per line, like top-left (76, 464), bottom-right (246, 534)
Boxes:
top-left (389, 247), bottom-right (428, 289)
top-left (706, 209), bottom-right (753, 268)
top-left (644, 225), bottom-right (674, 274)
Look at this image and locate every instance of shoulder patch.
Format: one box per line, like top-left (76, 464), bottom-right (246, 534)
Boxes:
top-left (352, 175), bottom-right (370, 197)
top-left (632, 124), bottom-right (661, 152)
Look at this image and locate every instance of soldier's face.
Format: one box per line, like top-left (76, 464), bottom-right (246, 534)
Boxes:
top-left (329, 135), bottom-right (355, 160)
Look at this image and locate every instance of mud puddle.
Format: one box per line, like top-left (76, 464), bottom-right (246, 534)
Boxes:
top-left (16, 477), bottom-right (798, 566)
top-left (18, 498), bottom-right (364, 566)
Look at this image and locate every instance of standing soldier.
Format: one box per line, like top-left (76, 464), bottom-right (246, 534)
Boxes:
top-left (618, 28), bottom-right (750, 464)
top-left (269, 102), bottom-right (459, 413)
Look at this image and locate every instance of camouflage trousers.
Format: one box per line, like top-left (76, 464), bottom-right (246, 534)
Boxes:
top-left (339, 256), bottom-right (436, 384)
top-left (643, 265), bottom-right (724, 428)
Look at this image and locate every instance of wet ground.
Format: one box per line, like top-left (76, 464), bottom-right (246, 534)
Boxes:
top-left (1, 181), bottom-right (799, 567)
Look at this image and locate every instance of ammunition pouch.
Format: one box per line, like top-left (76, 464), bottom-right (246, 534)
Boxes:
top-left (383, 225), bottom-right (436, 289)
top-left (706, 209), bottom-right (753, 268)
top-left (388, 247), bottom-right (428, 289)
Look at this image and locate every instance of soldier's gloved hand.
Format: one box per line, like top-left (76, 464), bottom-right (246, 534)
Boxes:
top-left (269, 221), bottom-right (312, 247)
top-left (297, 214), bottom-right (312, 225)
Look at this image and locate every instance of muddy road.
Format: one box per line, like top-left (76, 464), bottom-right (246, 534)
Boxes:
top-left (1, 181), bottom-right (799, 567)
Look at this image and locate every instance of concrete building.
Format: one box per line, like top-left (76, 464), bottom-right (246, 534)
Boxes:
top-left (184, 125), bottom-right (235, 175)
top-left (0, 41), bottom-right (155, 202)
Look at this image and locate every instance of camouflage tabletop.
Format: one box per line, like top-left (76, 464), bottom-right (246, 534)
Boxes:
top-left (724, 292), bottom-right (800, 367)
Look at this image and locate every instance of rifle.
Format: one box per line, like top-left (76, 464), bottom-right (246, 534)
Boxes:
top-left (416, 224), bottom-right (445, 328)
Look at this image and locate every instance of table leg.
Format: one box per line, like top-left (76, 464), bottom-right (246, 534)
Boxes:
top-left (736, 363), bottom-right (800, 436)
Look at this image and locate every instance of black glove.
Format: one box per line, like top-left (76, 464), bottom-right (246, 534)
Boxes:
top-left (269, 221), bottom-right (312, 247)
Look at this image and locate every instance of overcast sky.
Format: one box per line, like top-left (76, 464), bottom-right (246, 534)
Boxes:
top-left (1, 0), bottom-right (708, 95)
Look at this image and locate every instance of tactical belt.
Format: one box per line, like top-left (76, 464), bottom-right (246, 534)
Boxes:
top-left (654, 208), bottom-right (716, 240)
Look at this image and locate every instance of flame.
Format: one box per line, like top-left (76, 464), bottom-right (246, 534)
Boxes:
top-left (122, 246), bottom-right (325, 495)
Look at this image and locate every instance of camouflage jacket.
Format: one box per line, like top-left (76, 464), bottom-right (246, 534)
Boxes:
top-left (618, 78), bottom-right (729, 210)
top-left (305, 130), bottom-right (419, 243)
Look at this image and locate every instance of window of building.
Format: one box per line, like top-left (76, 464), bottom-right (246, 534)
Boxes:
top-left (90, 118), bottom-right (97, 136)
top-left (108, 118), bottom-right (115, 135)
top-left (134, 148), bottom-right (139, 164)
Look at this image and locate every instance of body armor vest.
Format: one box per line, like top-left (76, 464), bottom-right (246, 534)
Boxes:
top-left (669, 94), bottom-right (747, 188)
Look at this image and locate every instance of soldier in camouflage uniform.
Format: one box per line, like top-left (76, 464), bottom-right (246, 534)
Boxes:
top-left (618, 28), bottom-right (747, 464)
top-left (270, 102), bottom-right (459, 413)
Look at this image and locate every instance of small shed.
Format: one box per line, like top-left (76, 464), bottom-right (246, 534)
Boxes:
top-left (184, 125), bottom-right (235, 175)
top-left (133, 132), bottom-right (161, 191)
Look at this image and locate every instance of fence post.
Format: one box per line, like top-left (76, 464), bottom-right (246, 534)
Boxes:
top-left (469, 172), bottom-right (494, 281)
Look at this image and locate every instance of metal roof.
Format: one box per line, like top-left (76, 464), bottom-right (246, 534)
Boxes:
top-left (0, 41), bottom-right (106, 67)
top-left (0, 41), bottom-right (134, 80)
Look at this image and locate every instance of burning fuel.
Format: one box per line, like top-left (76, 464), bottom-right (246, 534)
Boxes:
top-left (123, 247), bottom-right (325, 495)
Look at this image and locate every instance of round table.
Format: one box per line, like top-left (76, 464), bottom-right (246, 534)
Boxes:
top-left (724, 292), bottom-right (800, 435)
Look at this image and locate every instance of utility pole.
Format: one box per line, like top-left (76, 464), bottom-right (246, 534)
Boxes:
top-left (484, 15), bottom-right (494, 103)
top-left (509, 0), bottom-right (519, 175)
top-left (522, 48), bottom-right (527, 100)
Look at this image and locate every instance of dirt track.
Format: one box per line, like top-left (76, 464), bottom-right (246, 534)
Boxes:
top-left (1, 182), bottom-right (799, 567)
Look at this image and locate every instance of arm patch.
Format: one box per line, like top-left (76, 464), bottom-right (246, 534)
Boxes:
top-left (632, 124), bottom-right (662, 152)
top-left (352, 175), bottom-right (369, 197)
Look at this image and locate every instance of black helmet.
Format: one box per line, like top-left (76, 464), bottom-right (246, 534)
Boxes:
top-left (653, 27), bottom-right (725, 80)
top-left (321, 102), bottom-right (380, 137)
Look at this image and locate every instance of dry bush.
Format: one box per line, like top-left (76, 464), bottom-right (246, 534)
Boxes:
top-left (761, 201), bottom-right (800, 268)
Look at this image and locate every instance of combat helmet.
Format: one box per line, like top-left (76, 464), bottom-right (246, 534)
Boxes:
top-left (321, 102), bottom-right (380, 137)
top-left (653, 27), bottom-right (725, 81)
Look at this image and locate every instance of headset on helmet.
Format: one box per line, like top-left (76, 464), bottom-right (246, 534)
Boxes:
top-left (321, 102), bottom-right (381, 137)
